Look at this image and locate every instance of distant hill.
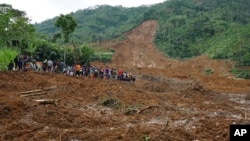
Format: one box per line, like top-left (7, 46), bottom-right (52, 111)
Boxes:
top-left (34, 5), bottom-right (150, 42)
top-left (34, 0), bottom-right (250, 66)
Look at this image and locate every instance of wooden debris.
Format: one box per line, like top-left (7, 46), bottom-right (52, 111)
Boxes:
top-left (18, 86), bottom-right (56, 95)
top-left (20, 92), bottom-right (47, 97)
top-left (19, 89), bottom-right (42, 94)
top-left (33, 99), bottom-right (61, 106)
top-left (162, 120), bottom-right (169, 130)
top-left (136, 105), bottom-right (160, 114)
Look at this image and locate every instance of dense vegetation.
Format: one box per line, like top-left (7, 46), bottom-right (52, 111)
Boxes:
top-left (0, 4), bottom-right (33, 70)
top-left (0, 48), bottom-right (17, 70)
top-left (0, 4), bottom-right (101, 69)
top-left (0, 4), bottom-right (35, 47)
top-left (35, 0), bottom-right (250, 66)
top-left (153, 0), bottom-right (250, 62)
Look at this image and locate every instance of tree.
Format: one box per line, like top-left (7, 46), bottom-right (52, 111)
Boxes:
top-left (54, 14), bottom-right (77, 64)
top-left (34, 39), bottom-right (61, 62)
top-left (0, 4), bottom-right (35, 50)
top-left (10, 17), bottom-right (35, 52)
top-left (79, 45), bottom-right (94, 64)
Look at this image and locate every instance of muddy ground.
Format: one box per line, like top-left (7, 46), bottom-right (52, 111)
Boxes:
top-left (1, 20), bottom-right (250, 141)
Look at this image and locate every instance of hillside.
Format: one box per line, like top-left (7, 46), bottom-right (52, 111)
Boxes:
top-left (34, 0), bottom-right (250, 66)
top-left (0, 11), bottom-right (250, 141)
top-left (2, 1), bottom-right (250, 140)
top-left (2, 11), bottom-right (250, 140)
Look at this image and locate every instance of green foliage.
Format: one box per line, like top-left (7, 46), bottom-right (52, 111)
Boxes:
top-left (205, 24), bottom-right (250, 66)
top-left (35, 0), bottom-right (250, 68)
top-left (203, 68), bottom-right (213, 75)
top-left (230, 69), bottom-right (250, 79)
top-left (34, 39), bottom-right (61, 62)
top-left (153, 0), bottom-right (250, 59)
top-left (54, 14), bottom-right (77, 43)
top-left (142, 135), bottom-right (150, 141)
top-left (0, 4), bottom-right (35, 51)
top-left (65, 48), bottom-right (75, 65)
top-left (124, 105), bottom-right (141, 115)
top-left (98, 97), bottom-right (121, 109)
top-left (54, 14), bottom-right (77, 64)
top-left (0, 48), bottom-right (18, 71)
top-left (35, 5), bottom-right (149, 43)
top-left (79, 45), bottom-right (94, 64)
top-left (90, 52), bottom-right (113, 63)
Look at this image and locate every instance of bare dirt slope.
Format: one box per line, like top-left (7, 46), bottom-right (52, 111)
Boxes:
top-left (1, 20), bottom-right (250, 141)
top-left (111, 20), bottom-right (174, 68)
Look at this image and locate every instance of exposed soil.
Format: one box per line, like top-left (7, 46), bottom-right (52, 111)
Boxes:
top-left (1, 20), bottom-right (250, 141)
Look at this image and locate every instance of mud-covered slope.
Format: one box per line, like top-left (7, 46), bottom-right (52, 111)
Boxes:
top-left (1, 20), bottom-right (250, 141)
top-left (0, 68), bottom-right (250, 140)
top-left (98, 20), bottom-right (250, 93)
top-left (109, 20), bottom-right (176, 68)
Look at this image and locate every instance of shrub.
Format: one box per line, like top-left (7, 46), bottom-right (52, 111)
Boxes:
top-left (0, 48), bottom-right (18, 71)
top-left (230, 69), bottom-right (250, 79)
top-left (124, 105), bottom-right (141, 115)
top-left (203, 68), bottom-right (213, 75)
top-left (90, 52), bottom-right (113, 63)
top-left (98, 97), bottom-right (121, 109)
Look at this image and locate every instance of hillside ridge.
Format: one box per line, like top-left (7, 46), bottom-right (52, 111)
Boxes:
top-left (34, 0), bottom-right (250, 66)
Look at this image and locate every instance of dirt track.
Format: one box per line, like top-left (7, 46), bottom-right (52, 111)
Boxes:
top-left (1, 20), bottom-right (250, 141)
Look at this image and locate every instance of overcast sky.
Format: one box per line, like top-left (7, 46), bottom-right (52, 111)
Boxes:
top-left (1, 0), bottom-right (166, 23)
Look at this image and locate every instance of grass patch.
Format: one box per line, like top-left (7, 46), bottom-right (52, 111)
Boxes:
top-left (203, 68), bottom-right (213, 75)
top-left (98, 97), bottom-right (121, 109)
top-left (230, 69), bottom-right (250, 79)
top-left (142, 135), bottom-right (150, 141)
top-left (90, 51), bottom-right (114, 62)
top-left (0, 48), bottom-right (18, 71)
top-left (123, 105), bottom-right (142, 115)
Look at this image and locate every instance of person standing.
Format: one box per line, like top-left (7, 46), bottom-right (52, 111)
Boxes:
top-left (14, 55), bottom-right (18, 70)
top-left (42, 59), bottom-right (47, 72)
top-left (47, 59), bottom-right (53, 73)
top-left (59, 61), bottom-right (64, 73)
top-left (7, 60), bottom-right (14, 71)
top-left (18, 59), bottom-right (23, 71)
top-left (74, 63), bottom-right (81, 77)
top-left (105, 66), bottom-right (110, 79)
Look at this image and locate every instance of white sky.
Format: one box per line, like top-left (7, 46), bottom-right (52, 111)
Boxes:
top-left (1, 0), bottom-right (166, 23)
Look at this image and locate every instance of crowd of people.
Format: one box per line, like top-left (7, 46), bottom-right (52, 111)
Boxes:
top-left (7, 55), bottom-right (34, 72)
top-left (7, 55), bottom-right (136, 82)
top-left (63, 64), bottom-right (136, 82)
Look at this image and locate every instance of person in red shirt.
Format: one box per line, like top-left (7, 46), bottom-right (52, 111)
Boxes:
top-left (117, 69), bottom-right (123, 80)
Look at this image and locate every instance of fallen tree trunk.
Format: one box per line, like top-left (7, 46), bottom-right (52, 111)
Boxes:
top-left (19, 89), bottom-right (42, 94)
top-left (20, 92), bottom-right (47, 97)
top-left (18, 86), bottom-right (56, 95)
top-left (33, 99), bottom-right (61, 106)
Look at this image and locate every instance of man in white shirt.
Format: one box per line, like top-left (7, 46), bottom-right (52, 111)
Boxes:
top-left (47, 59), bottom-right (53, 72)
